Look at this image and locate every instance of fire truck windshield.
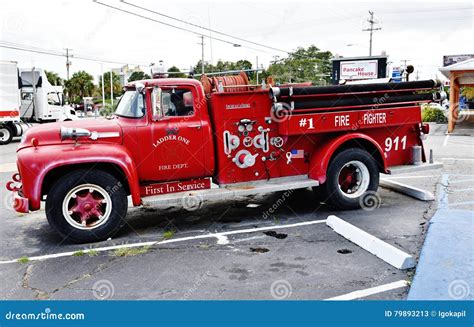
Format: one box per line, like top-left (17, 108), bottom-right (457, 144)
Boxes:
top-left (115, 90), bottom-right (145, 118)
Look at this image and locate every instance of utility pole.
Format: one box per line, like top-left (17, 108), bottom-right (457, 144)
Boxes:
top-left (64, 48), bottom-right (72, 80)
top-left (110, 69), bottom-right (114, 108)
top-left (362, 11), bottom-right (381, 56)
top-left (400, 59), bottom-right (410, 68)
top-left (101, 64), bottom-right (105, 111)
top-left (198, 35), bottom-right (205, 74)
top-left (256, 56), bottom-right (259, 84)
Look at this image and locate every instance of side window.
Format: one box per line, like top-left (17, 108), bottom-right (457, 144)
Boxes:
top-left (47, 92), bottom-right (61, 105)
top-left (163, 89), bottom-right (194, 117)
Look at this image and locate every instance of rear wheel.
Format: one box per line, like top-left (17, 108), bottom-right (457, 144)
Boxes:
top-left (320, 148), bottom-right (379, 210)
top-left (0, 125), bottom-right (13, 145)
top-left (46, 169), bottom-right (128, 243)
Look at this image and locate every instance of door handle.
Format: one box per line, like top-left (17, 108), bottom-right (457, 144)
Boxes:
top-left (166, 126), bottom-right (179, 135)
top-left (188, 124), bottom-right (202, 129)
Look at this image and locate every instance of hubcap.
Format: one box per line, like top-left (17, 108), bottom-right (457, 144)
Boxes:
top-left (62, 184), bottom-right (112, 230)
top-left (0, 128), bottom-right (10, 142)
top-left (337, 160), bottom-right (370, 198)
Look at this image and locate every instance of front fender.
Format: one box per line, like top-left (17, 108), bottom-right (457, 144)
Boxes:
top-left (309, 133), bottom-right (387, 184)
top-left (17, 143), bottom-right (141, 211)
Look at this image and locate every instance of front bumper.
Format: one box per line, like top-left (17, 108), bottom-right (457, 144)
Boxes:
top-left (6, 173), bottom-right (29, 213)
top-left (13, 193), bottom-right (29, 213)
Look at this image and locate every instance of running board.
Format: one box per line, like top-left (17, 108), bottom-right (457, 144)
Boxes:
top-left (386, 162), bottom-right (443, 175)
top-left (141, 175), bottom-right (319, 208)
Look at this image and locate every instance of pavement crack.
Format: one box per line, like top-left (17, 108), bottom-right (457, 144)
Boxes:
top-left (45, 257), bottom-right (120, 297)
top-left (22, 264), bottom-right (50, 300)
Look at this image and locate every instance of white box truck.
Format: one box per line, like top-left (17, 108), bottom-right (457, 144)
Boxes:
top-left (20, 68), bottom-right (76, 123)
top-left (0, 62), bottom-right (77, 145)
top-left (0, 61), bottom-right (23, 145)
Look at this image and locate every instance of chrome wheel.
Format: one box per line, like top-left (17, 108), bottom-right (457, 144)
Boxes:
top-left (337, 160), bottom-right (370, 198)
top-left (62, 184), bottom-right (112, 230)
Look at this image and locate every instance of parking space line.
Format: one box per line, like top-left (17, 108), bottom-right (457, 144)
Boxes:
top-left (451, 188), bottom-right (474, 193)
top-left (0, 219), bottom-right (327, 265)
top-left (448, 201), bottom-right (474, 207)
top-left (442, 134), bottom-right (450, 146)
top-left (441, 157), bottom-right (474, 161)
top-left (325, 280), bottom-right (408, 300)
top-left (385, 175), bottom-right (436, 180)
top-left (449, 178), bottom-right (474, 184)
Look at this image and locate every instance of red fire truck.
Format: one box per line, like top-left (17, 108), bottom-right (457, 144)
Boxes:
top-left (7, 74), bottom-right (442, 243)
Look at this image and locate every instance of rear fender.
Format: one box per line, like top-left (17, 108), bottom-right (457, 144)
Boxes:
top-left (309, 133), bottom-right (387, 184)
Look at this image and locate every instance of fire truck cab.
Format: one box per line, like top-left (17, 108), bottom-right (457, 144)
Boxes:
top-left (8, 75), bottom-right (441, 243)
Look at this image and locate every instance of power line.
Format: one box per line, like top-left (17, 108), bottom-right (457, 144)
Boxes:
top-left (121, 0), bottom-right (289, 54)
top-left (381, 6), bottom-right (473, 14)
top-left (92, 0), bottom-right (276, 55)
top-left (0, 40), bottom-right (148, 66)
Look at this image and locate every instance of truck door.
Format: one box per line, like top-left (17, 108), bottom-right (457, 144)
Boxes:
top-left (148, 86), bottom-right (206, 182)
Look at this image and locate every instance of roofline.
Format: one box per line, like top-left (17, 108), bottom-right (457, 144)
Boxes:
top-left (331, 55), bottom-right (388, 61)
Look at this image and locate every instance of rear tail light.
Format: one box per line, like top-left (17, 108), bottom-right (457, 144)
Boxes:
top-left (421, 124), bottom-right (430, 135)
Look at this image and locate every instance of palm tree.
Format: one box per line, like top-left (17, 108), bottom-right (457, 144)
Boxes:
top-left (45, 70), bottom-right (63, 86)
top-left (64, 71), bottom-right (95, 103)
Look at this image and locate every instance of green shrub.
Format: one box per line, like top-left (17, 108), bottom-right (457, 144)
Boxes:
top-left (422, 107), bottom-right (447, 123)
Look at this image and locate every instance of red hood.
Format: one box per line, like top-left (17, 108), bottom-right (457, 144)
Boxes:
top-left (18, 118), bottom-right (123, 151)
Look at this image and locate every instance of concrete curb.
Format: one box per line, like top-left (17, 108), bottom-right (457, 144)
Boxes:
top-left (326, 215), bottom-right (416, 270)
top-left (380, 178), bottom-right (435, 201)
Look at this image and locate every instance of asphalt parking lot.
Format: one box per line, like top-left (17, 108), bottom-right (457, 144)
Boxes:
top-left (0, 124), bottom-right (472, 300)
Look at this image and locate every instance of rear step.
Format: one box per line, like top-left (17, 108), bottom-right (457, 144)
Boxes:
top-left (141, 175), bottom-right (319, 207)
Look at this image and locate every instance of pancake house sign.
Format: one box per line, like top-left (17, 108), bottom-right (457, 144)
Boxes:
top-left (340, 60), bottom-right (378, 80)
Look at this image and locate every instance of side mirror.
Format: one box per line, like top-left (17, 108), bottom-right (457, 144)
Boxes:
top-left (135, 82), bottom-right (145, 93)
top-left (152, 86), bottom-right (163, 121)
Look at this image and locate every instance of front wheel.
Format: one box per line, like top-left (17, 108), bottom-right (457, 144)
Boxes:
top-left (46, 170), bottom-right (128, 243)
top-left (321, 148), bottom-right (379, 210)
